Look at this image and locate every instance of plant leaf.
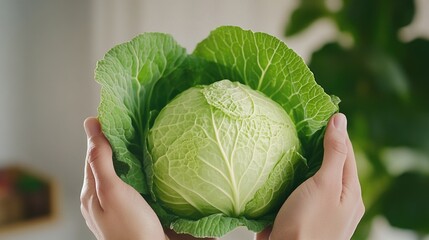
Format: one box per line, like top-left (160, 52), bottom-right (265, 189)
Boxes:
top-left (381, 171), bottom-right (429, 234)
top-left (284, 0), bottom-right (327, 36)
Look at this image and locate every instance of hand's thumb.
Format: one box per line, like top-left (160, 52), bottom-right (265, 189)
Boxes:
top-left (84, 117), bottom-right (116, 185)
top-left (315, 113), bottom-right (348, 185)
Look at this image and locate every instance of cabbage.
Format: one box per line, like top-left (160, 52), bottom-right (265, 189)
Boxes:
top-left (95, 26), bottom-right (339, 237)
top-left (149, 79), bottom-right (301, 218)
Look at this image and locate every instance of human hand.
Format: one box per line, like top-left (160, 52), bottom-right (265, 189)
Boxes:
top-left (257, 113), bottom-right (364, 240)
top-left (80, 117), bottom-right (215, 240)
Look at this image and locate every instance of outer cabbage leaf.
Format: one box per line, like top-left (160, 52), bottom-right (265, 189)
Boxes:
top-left (171, 213), bottom-right (271, 238)
top-left (95, 33), bottom-right (187, 193)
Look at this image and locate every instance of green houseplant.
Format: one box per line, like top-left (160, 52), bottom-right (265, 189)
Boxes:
top-left (285, 0), bottom-right (429, 238)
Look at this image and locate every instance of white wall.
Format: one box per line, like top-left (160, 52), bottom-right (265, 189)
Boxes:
top-left (0, 0), bottom-right (27, 164)
top-left (0, 0), bottom-right (95, 239)
top-left (91, 0), bottom-right (338, 63)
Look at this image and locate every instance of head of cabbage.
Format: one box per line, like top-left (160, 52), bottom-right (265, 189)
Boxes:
top-left (95, 26), bottom-right (339, 237)
top-left (149, 79), bottom-right (300, 219)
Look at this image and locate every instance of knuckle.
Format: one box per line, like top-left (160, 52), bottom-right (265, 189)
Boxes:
top-left (80, 191), bottom-right (92, 211)
top-left (80, 203), bottom-right (87, 215)
top-left (80, 192), bottom-right (90, 204)
top-left (80, 189), bottom-right (89, 204)
top-left (352, 180), bottom-right (363, 197)
top-left (353, 194), bottom-right (365, 218)
top-left (358, 195), bottom-right (365, 211)
top-left (79, 192), bottom-right (86, 204)
top-left (360, 202), bottom-right (366, 216)
top-left (354, 200), bottom-right (365, 221)
top-left (80, 182), bottom-right (93, 202)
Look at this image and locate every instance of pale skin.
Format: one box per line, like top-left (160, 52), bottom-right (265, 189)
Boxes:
top-left (81, 113), bottom-right (364, 240)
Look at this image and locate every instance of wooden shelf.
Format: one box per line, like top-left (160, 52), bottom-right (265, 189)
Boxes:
top-left (0, 165), bottom-right (58, 233)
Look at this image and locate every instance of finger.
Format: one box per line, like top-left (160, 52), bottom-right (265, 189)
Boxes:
top-left (81, 120), bottom-right (96, 196)
top-left (342, 132), bottom-right (361, 195)
top-left (314, 113), bottom-right (348, 186)
top-left (81, 118), bottom-right (97, 210)
top-left (84, 117), bottom-right (117, 192)
top-left (80, 160), bottom-right (96, 208)
top-left (83, 153), bottom-right (95, 188)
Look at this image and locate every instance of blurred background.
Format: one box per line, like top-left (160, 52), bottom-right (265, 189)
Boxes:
top-left (0, 0), bottom-right (428, 239)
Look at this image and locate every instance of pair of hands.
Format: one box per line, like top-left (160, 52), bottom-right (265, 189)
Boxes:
top-left (81, 113), bottom-right (364, 240)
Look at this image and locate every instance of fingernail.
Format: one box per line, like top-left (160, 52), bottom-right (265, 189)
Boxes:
top-left (333, 113), bottom-right (347, 132)
top-left (84, 118), bottom-right (101, 138)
